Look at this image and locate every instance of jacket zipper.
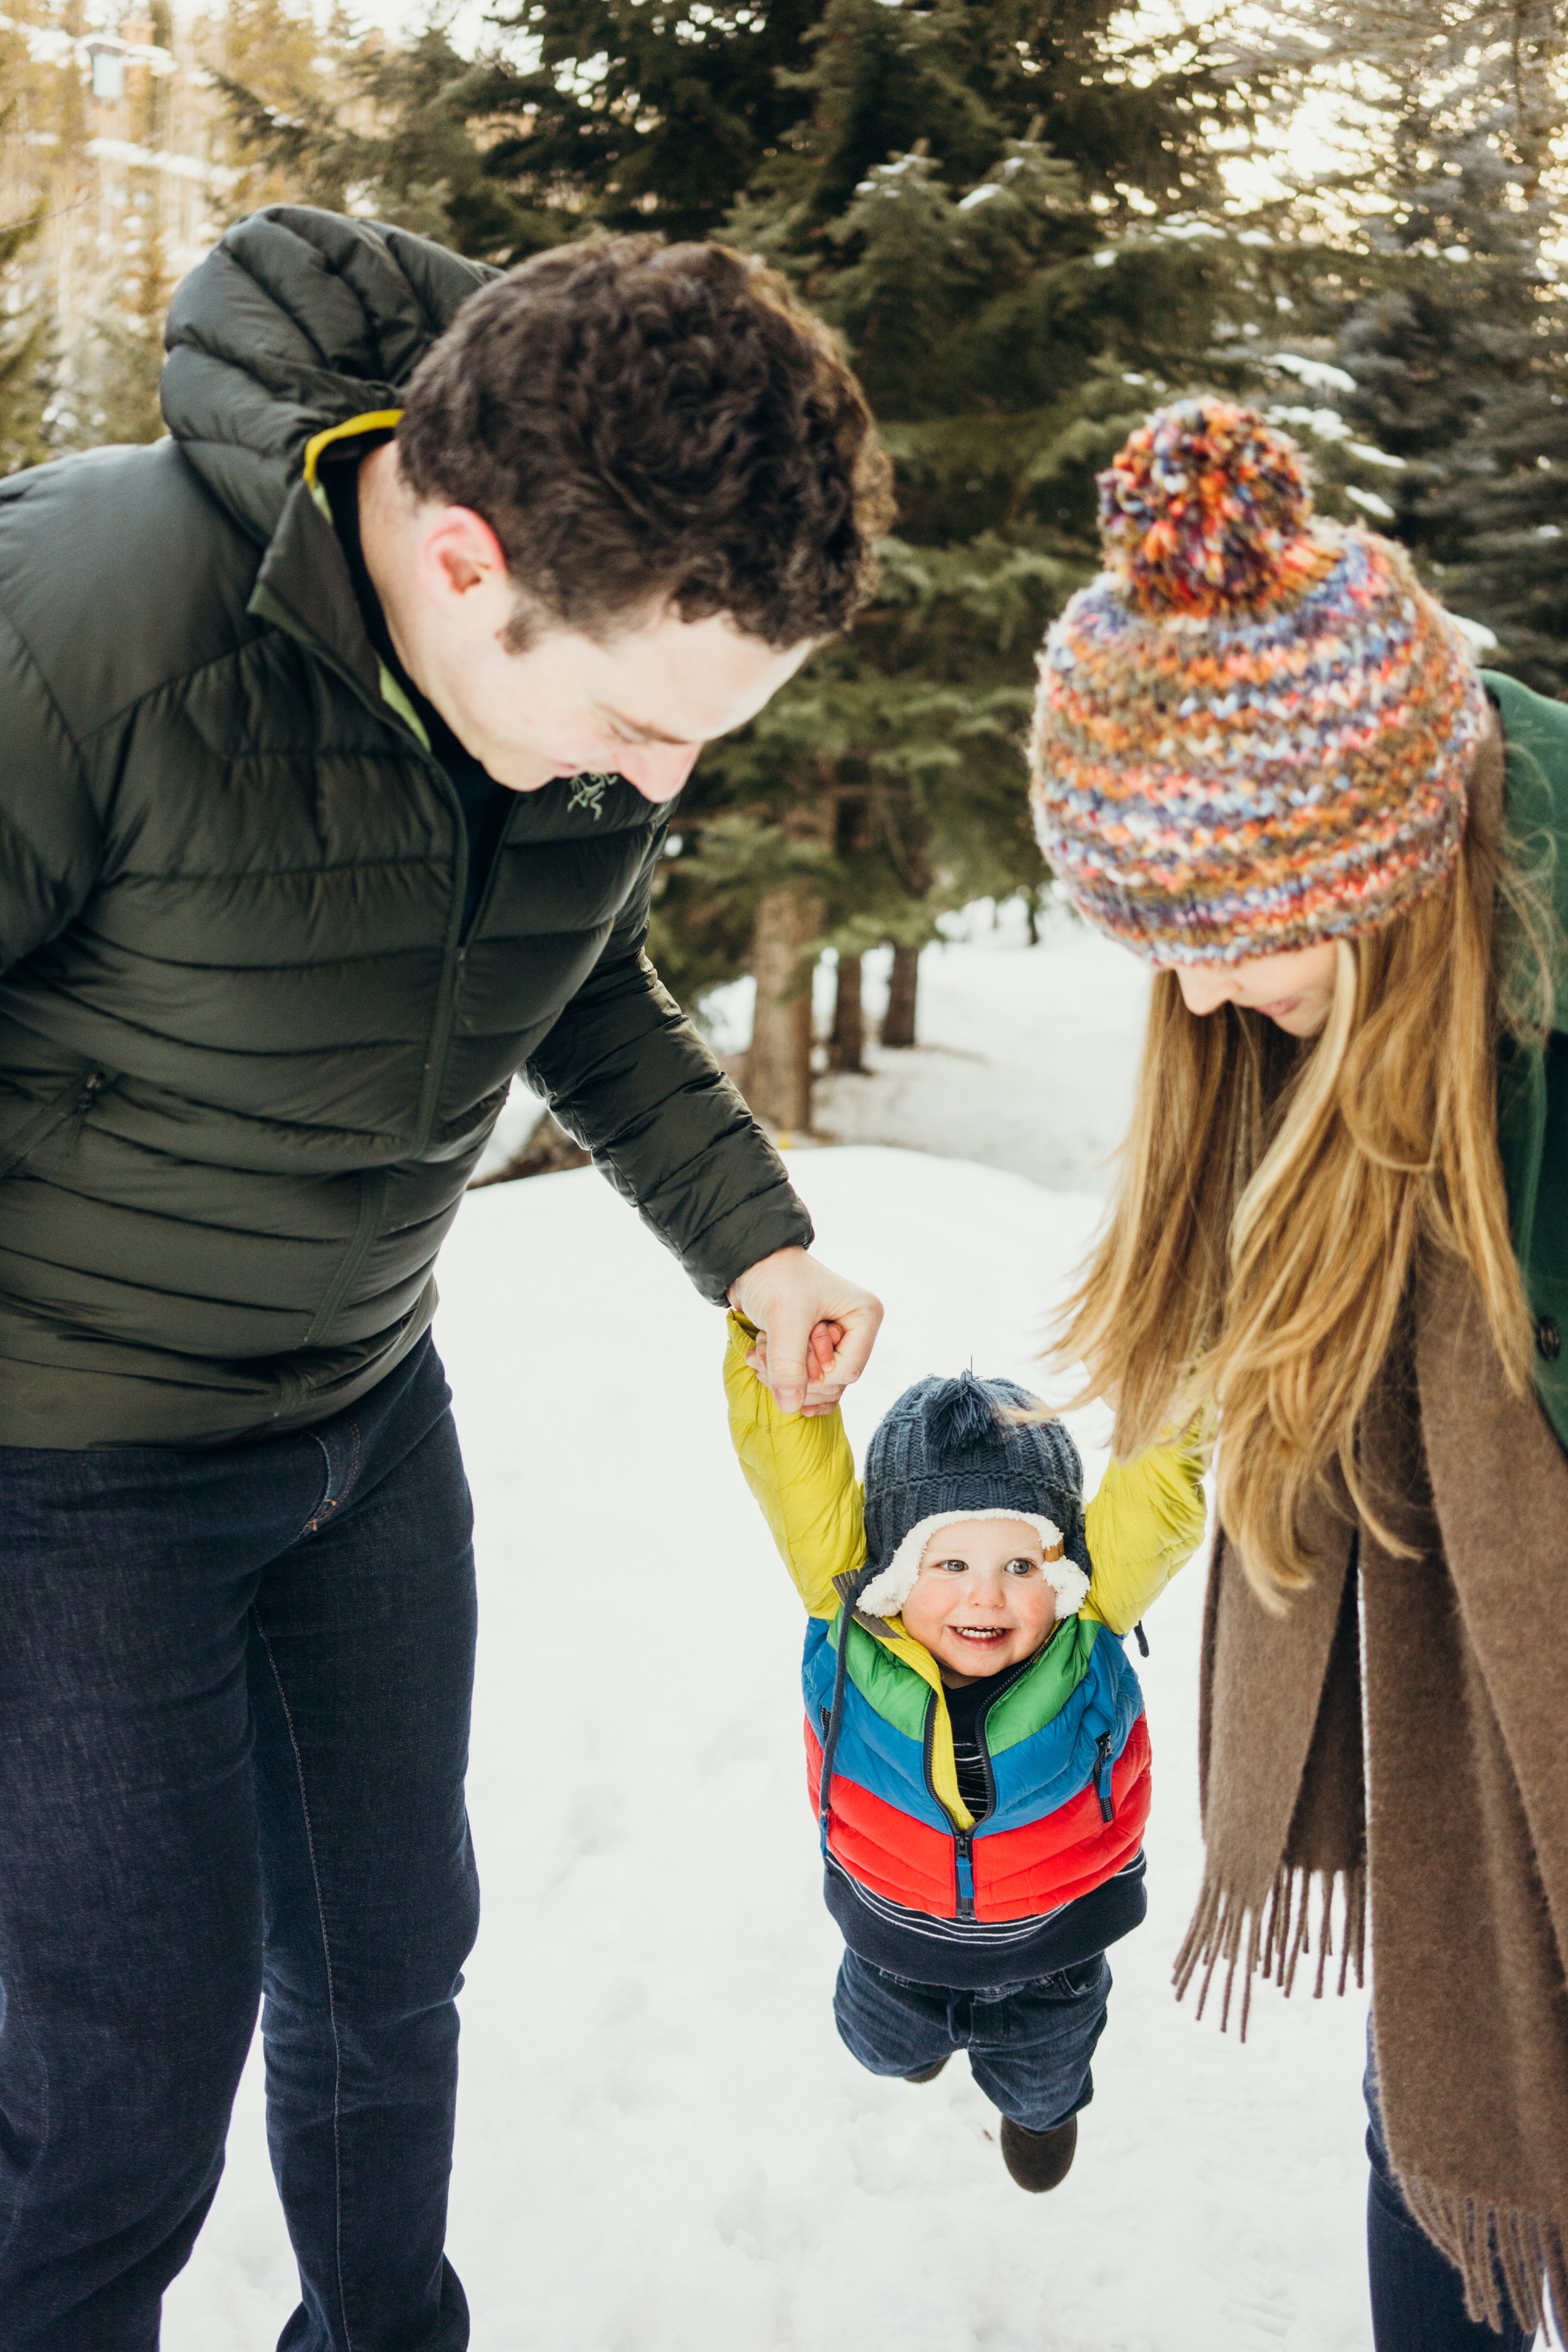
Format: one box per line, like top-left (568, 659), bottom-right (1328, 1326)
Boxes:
top-left (248, 583), bottom-right (516, 1155)
top-left (249, 597), bottom-right (527, 1335)
top-left (953, 1828), bottom-right (975, 1920)
top-left (413, 934), bottom-right (466, 1155)
top-left (943, 1643), bottom-right (1089, 1919)
top-left (0, 1067), bottom-right (113, 1182)
top-left (953, 1680), bottom-right (1012, 1920)
top-left (923, 1688), bottom-right (980, 1920)
top-left (1092, 1729), bottom-right (1117, 1824)
top-left (973, 1676), bottom-right (1010, 1821)
top-left (303, 1170), bottom-right (389, 1350)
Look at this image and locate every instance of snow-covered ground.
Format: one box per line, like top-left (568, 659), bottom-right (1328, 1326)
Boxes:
top-left (164, 1145), bottom-right (1373, 2352)
top-left (812, 903), bottom-right (1153, 1192)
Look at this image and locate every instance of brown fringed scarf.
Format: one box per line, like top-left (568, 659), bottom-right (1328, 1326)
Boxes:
top-left (1176, 1256), bottom-right (1568, 2334)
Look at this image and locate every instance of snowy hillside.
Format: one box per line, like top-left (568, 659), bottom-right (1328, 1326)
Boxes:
top-left (164, 1147), bottom-right (1373, 2352)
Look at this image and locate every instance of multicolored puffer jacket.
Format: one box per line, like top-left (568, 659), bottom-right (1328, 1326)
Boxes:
top-left (725, 1315), bottom-right (1208, 1927)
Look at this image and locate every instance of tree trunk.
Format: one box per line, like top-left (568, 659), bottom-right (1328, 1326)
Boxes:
top-left (744, 881), bottom-right (822, 1134)
top-left (828, 951), bottom-right (865, 1073)
top-left (881, 941), bottom-right (920, 1049)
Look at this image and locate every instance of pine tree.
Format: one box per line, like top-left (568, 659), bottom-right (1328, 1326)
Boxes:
top-left (2, 0), bottom-right (237, 457)
top-left (78, 211), bottom-right (172, 446)
top-left (213, 12), bottom-right (555, 259)
top-left (0, 11), bottom-right (68, 475)
top-left (1285, 0), bottom-right (1568, 685)
top-left (659, 0), bottom-right (1275, 1126)
top-left (213, 0), bottom-right (1277, 1128)
top-left (0, 206), bottom-right (51, 478)
top-left (216, 1), bottom-right (827, 260)
top-left (476, 0), bottom-right (825, 246)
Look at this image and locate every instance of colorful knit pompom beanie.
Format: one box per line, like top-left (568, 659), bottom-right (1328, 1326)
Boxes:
top-left (1029, 399), bottom-right (1490, 965)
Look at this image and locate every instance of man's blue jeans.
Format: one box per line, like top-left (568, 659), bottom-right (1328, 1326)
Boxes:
top-left (0, 1337), bottom-right (479, 2352)
top-left (1366, 2028), bottom-right (1536, 2349)
top-left (833, 1946), bottom-right (1111, 2131)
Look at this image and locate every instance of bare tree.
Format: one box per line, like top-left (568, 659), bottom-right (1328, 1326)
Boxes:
top-left (881, 943), bottom-right (921, 1049)
top-left (828, 952), bottom-right (866, 1073)
top-left (743, 879), bottom-right (824, 1132)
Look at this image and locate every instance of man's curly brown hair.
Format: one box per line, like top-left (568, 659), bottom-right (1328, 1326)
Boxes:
top-left (396, 235), bottom-right (895, 650)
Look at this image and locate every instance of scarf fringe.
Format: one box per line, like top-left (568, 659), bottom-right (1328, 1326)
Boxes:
top-left (1401, 2175), bottom-right (1565, 2343)
top-left (1173, 1862), bottom-right (1367, 2041)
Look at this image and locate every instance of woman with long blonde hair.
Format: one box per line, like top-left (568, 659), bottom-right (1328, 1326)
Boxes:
top-left (1029, 401), bottom-right (1568, 2349)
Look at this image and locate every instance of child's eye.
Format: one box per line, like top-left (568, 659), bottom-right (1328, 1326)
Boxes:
top-left (936, 1558), bottom-right (969, 1576)
top-left (1004, 1557), bottom-right (1041, 1579)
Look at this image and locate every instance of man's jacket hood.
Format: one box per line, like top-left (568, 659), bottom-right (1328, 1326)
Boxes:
top-left (162, 206), bottom-right (497, 546)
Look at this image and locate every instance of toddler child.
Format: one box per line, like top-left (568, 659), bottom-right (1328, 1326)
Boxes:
top-left (726, 1313), bottom-right (1205, 2190)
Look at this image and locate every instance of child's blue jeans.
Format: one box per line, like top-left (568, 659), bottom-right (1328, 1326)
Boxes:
top-left (833, 1946), bottom-right (1111, 2131)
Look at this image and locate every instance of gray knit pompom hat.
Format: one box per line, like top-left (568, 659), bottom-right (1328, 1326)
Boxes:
top-left (857, 1372), bottom-right (1090, 1620)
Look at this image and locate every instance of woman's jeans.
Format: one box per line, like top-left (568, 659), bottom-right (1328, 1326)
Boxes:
top-left (1366, 2030), bottom-right (1536, 2349)
top-left (0, 1337), bottom-right (480, 2352)
top-left (833, 1946), bottom-right (1111, 2131)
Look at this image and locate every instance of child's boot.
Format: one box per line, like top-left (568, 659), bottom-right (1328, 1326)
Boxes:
top-left (904, 2056), bottom-right (950, 2084)
top-left (999, 2113), bottom-right (1077, 2192)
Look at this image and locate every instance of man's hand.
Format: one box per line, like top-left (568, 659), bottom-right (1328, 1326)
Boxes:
top-left (728, 1247), bottom-right (883, 1417)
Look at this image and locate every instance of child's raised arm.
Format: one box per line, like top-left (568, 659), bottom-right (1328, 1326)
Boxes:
top-left (1082, 1421), bottom-right (1209, 1637)
top-left (724, 1311), bottom-right (866, 1619)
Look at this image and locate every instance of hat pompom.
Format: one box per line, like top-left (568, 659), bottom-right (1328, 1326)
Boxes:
top-left (1098, 399), bottom-right (1322, 620)
top-left (922, 1373), bottom-right (1005, 1456)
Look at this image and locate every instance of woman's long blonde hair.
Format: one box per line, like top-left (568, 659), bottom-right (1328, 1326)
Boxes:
top-left (1058, 731), bottom-right (1557, 1601)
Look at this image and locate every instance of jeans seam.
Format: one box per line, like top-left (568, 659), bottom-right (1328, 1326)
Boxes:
top-left (254, 1608), bottom-right (356, 2352)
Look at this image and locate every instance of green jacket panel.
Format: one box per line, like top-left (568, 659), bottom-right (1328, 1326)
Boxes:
top-left (1486, 670), bottom-right (1568, 1451)
top-left (0, 207), bottom-right (808, 1446)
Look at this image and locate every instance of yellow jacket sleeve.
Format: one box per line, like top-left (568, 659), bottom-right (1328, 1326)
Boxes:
top-left (724, 1311), bottom-right (866, 1618)
top-left (1082, 1422), bottom-right (1208, 1637)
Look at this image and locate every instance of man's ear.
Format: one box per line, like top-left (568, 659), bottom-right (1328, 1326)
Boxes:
top-left (421, 505), bottom-right (508, 603)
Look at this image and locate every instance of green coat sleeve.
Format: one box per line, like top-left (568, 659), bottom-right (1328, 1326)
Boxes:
top-left (0, 602), bottom-right (103, 972)
top-left (524, 824), bottom-right (812, 1302)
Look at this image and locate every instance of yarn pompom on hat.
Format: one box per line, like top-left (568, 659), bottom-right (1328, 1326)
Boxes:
top-left (856, 1370), bottom-right (1090, 1623)
top-left (1029, 398), bottom-right (1491, 967)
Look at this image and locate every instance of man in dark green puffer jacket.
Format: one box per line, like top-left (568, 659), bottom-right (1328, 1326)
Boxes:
top-left (0, 209), bottom-right (890, 2348)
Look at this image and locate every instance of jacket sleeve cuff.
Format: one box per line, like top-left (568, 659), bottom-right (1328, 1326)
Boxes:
top-left (681, 1180), bottom-right (815, 1305)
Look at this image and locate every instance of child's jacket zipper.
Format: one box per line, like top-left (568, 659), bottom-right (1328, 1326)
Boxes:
top-left (1092, 1729), bottom-right (1117, 1823)
top-left (953, 1830), bottom-right (975, 1919)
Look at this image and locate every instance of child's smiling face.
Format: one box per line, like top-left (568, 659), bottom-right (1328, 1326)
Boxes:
top-left (899, 1517), bottom-right (1062, 1685)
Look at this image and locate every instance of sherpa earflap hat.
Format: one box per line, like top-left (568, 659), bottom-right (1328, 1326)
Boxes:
top-left (857, 1371), bottom-right (1089, 1622)
top-left (1029, 399), bottom-right (1490, 967)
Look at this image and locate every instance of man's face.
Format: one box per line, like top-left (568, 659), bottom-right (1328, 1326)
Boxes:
top-left (437, 601), bottom-right (814, 803)
top-left (361, 449), bottom-right (817, 799)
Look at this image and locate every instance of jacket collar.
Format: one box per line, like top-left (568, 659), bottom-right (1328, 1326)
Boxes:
top-left (248, 411), bottom-right (407, 726)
